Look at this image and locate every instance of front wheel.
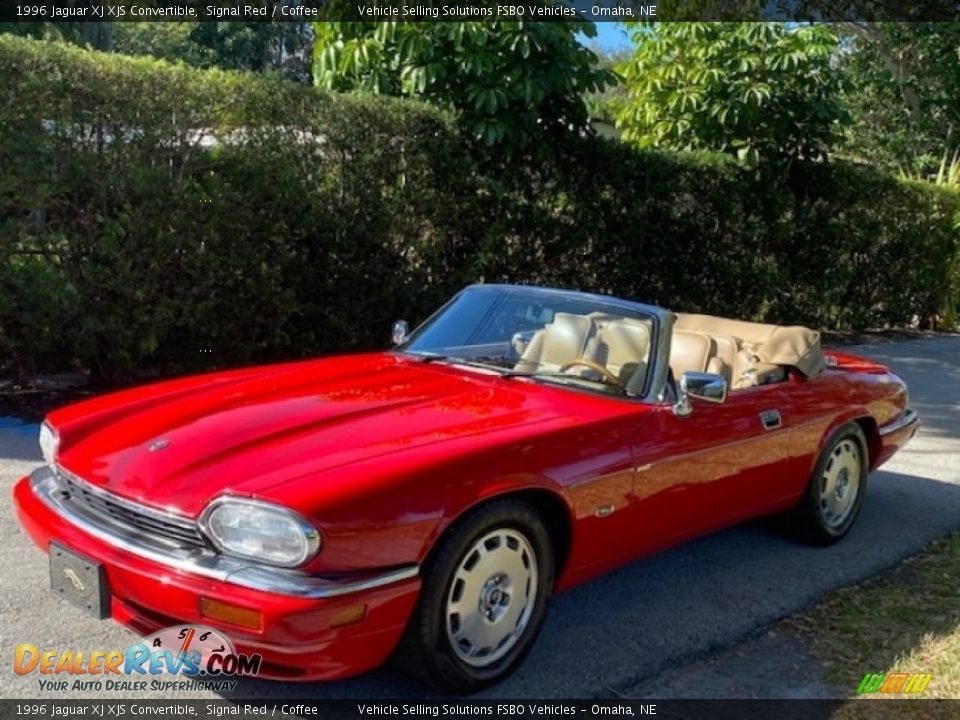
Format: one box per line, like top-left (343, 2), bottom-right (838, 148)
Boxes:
top-left (394, 499), bottom-right (554, 693)
top-left (784, 423), bottom-right (869, 545)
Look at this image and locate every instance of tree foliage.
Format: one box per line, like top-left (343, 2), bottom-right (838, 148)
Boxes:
top-left (582, 46), bottom-right (630, 125)
top-left (3, 34), bottom-right (958, 385)
top-left (311, 21), bottom-right (617, 146)
top-left (187, 21), bottom-right (313, 82)
top-left (0, 20), bottom-right (314, 82)
top-left (838, 22), bottom-right (960, 176)
top-left (616, 22), bottom-right (848, 166)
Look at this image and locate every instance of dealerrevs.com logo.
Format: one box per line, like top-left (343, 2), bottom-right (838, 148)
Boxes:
top-left (14, 625), bottom-right (261, 692)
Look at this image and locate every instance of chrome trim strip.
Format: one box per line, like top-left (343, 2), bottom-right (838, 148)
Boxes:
top-left (57, 465), bottom-right (197, 531)
top-left (29, 467), bottom-right (419, 599)
top-left (879, 408), bottom-right (919, 437)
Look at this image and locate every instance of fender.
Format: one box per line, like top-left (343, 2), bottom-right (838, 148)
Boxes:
top-left (807, 407), bottom-right (875, 477)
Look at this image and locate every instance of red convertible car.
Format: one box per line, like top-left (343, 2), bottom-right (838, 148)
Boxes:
top-left (14, 284), bottom-right (918, 692)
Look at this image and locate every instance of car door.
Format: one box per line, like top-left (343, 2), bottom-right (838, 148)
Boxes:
top-left (767, 370), bottom-right (860, 499)
top-left (627, 383), bottom-right (793, 552)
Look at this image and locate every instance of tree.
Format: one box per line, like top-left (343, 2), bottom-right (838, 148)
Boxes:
top-left (616, 22), bottom-right (848, 166)
top-left (837, 22), bottom-right (960, 176)
top-left (0, 21), bottom-right (86, 46)
top-left (188, 22), bottom-right (314, 83)
top-left (311, 21), bottom-right (616, 146)
top-left (0, 19), bottom-right (314, 83)
top-left (583, 46), bottom-right (631, 125)
top-left (110, 23), bottom-right (207, 66)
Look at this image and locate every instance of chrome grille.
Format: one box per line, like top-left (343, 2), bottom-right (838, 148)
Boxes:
top-left (57, 468), bottom-right (210, 552)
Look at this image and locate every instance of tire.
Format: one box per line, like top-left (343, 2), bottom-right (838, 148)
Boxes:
top-left (783, 423), bottom-right (869, 546)
top-left (393, 498), bottom-right (555, 693)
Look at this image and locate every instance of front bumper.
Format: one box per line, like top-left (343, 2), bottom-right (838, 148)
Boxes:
top-left (876, 408), bottom-right (920, 468)
top-left (13, 468), bottom-right (421, 681)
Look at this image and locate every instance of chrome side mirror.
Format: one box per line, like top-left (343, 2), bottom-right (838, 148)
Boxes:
top-left (391, 320), bottom-right (409, 346)
top-left (674, 371), bottom-right (728, 417)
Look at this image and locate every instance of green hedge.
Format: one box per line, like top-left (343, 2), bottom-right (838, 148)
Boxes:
top-left (1, 35), bottom-right (958, 383)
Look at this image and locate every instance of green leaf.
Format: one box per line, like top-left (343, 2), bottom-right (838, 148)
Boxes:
top-left (310, 20), bottom-right (614, 146)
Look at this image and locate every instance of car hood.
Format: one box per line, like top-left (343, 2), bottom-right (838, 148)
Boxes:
top-left (54, 354), bottom-right (570, 515)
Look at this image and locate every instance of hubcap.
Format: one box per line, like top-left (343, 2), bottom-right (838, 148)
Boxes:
top-left (445, 528), bottom-right (538, 668)
top-left (819, 439), bottom-right (862, 529)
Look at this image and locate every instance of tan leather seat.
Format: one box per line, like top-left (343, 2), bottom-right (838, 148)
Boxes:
top-left (674, 313), bottom-right (823, 389)
top-left (669, 330), bottom-right (713, 378)
top-left (705, 333), bottom-right (737, 384)
top-left (706, 356), bottom-right (732, 384)
top-left (515, 313), bottom-right (596, 374)
top-left (594, 318), bottom-right (651, 387)
top-left (670, 328), bottom-right (764, 388)
top-left (516, 313), bottom-right (652, 387)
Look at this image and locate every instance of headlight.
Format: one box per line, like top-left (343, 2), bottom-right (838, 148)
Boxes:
top-left (39, 421), bottom-right (59, 466)
top-left (200, 499), bottom-right (320, 568)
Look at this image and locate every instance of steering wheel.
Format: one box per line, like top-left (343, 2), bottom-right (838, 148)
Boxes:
top-left (558, 358), bottom-right (621, 386)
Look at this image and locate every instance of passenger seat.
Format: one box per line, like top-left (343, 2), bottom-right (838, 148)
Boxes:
top-left (669, 330), bottom-right (713, 378)
top-left (705, 333), bottom-right (737, 384)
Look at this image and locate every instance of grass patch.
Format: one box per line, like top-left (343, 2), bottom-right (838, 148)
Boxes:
top-left (786, 532), bottom-right (960, 700)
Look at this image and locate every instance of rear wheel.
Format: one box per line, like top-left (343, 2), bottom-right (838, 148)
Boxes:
top-left (784, 423), bottom-right (869, 545)
top-left (394, 499), bottom-right (554, 693)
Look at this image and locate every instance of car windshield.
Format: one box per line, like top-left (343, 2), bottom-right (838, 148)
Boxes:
top-left (398, 286), bottom-right (656, 397)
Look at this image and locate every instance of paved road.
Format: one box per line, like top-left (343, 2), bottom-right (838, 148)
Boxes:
top-left (2, 337), bottom-right (959, 700)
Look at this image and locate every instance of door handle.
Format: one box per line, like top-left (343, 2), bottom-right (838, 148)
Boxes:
top-left (760, 409), bottom-right (782, 431)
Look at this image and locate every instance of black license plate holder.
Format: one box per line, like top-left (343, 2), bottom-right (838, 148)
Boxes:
top-left (49, 542), bottom-right (110, 619)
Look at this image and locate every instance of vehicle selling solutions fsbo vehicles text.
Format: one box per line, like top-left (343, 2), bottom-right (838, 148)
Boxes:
top-left (356, 5), bottom-right (585, 18)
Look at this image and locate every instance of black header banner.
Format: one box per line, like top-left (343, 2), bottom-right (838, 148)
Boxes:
top-left (2, 0), bottom-right (959, 23)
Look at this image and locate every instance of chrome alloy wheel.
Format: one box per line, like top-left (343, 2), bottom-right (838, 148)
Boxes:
top-left (819, 438), bottom-right (862, 528)
top-left (445, 528), bottom-right (538, 668)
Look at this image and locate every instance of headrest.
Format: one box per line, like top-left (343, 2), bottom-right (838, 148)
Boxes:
top-left (539, 313), bottom-right (594, 362)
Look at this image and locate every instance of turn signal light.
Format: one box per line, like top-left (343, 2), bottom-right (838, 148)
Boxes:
top-left (200, 597), bottom-right (263, 630)
top-left (329, 603), bottom-right (366, 628)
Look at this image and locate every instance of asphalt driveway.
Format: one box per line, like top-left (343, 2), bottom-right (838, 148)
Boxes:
top-left (2, 336), bottom-right (959, 700)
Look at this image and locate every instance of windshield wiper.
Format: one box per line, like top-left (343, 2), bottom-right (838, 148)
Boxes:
top-left (407, 353), bottom-right (498, 371)
top-left (411, 356), bottom-right (632, 395)
top-left (499, 370), bottom-right (569, 379)
top-left (407, 352), bottom-right (455, 363)
top-left (500, 369), bottom-right (631, 395)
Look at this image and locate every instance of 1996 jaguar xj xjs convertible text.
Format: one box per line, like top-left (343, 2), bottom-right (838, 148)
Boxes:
top-left (14, 284), bottom-right (919, 692)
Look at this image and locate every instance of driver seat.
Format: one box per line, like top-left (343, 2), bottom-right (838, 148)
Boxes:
top-left (594, 319), bottom-right (651, 388)
top-left (514, 313), bottom-right (597, 374)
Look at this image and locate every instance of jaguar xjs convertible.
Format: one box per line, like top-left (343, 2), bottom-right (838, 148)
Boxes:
top-left (14, 284), bottom-right (918, 692)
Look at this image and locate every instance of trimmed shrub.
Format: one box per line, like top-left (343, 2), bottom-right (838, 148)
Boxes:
top-left (1, 35), bottom-right (958, 383)
top-left (469, 143), bottom-right (960, 331)
top-left (0, 36), bottom-right (470, 382)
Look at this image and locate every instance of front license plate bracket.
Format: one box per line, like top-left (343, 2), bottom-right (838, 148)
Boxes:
top-left (49, 542), bottom-right (110, 619)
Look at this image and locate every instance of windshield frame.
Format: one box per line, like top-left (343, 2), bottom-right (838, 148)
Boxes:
top-left (394, 284), bottom-right (673, 403)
